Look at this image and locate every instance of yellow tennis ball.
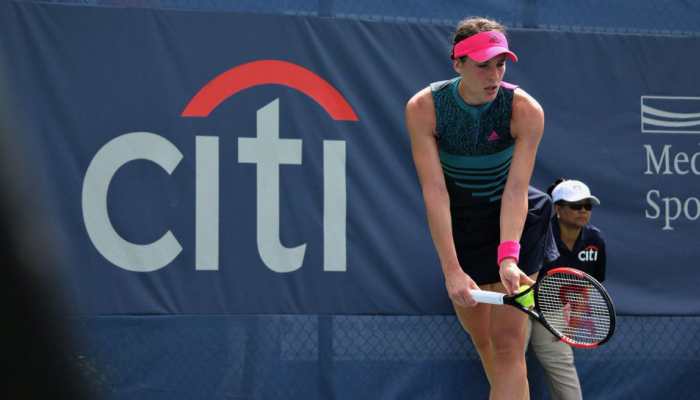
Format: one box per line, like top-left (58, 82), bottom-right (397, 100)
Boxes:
top-left (517, 285), bottom-right (535, 309)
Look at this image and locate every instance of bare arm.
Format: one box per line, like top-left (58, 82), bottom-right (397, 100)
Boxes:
top-left (498, 89), bottom-right (544, 293)
top-left (405, 87), bottom-right (478, 307)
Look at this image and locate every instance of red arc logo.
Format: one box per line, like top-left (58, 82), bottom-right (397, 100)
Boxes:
top-left (181, 59), bottom-right (358, 121)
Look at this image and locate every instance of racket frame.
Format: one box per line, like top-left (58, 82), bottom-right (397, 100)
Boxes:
top-left (469, 267), bottom-right (616, 349)
top-left (540, 267), bottom-right (616, 348)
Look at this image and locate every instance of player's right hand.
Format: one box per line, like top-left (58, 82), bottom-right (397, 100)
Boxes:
top-left (444, 269), bottom-right (479, 308)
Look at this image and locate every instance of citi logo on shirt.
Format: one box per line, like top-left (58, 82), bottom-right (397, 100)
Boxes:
top-left (578, 245), bottom-right (599, 262)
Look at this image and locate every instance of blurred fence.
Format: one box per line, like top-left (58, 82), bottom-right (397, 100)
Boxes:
top-left (74, 314), bottom-right (700, 399)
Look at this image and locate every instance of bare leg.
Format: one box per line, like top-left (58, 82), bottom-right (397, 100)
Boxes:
top-left (454, 302), bottom-right (495, 384)
top-left (485, 273), bottom-right (538, 400)
top-left (485, 281), bottom-right (530, 400)
top-left (455, 274), bottom-right (536, 400)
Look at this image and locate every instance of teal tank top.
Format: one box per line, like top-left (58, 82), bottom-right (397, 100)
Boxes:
top-left (431, 77), bottom-right (516, 206)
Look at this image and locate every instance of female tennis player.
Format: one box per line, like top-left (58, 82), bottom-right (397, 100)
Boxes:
top-left (405, 17), bottom-right (557, 399)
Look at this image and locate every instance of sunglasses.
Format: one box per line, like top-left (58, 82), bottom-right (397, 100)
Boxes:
top-left (564, 203), bottom-right (593, 211)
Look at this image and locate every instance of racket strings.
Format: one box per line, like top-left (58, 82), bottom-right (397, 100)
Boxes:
top-left (537, 273), bottom-right (612, 345)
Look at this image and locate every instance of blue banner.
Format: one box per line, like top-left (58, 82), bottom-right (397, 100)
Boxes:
top-left (1, 1), bottom-right (699, 315)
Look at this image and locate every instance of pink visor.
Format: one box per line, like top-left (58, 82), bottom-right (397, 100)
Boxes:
top-left (452, 31), bottom-right (518, 63)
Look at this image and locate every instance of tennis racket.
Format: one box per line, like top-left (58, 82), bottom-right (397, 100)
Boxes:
top-left (469, 267), bottom-right (616, 348)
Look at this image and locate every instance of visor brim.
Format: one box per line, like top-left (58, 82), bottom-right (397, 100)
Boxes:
top-left (458, 48), bottom-right (518, 63)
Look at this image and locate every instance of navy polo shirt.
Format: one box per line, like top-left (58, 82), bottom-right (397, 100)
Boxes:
top-left (542, 222), bottom-right (606, 282)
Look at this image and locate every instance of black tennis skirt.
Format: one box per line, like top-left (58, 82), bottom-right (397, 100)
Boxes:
top-left (451, 186), bottom-right (559, 285)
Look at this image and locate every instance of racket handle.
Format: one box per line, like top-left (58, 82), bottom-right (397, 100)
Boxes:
top-left (469, 290), bottom-right (505, 305)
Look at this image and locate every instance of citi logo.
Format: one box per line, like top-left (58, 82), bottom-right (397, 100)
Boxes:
top-left (82, 60), bottom-right (357, 273)
top-left (578, 245), bottom-right (599, 262)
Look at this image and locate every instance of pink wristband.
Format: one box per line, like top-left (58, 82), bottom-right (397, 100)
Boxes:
top-left (497, 240), bottom-right (521, 266)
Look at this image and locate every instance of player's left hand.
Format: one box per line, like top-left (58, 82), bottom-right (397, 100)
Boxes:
top-left (498, 259), bottom-right (535, 295)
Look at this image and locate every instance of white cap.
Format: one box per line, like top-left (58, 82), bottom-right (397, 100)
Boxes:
top-left (551, 180), bottom-right (600, 205)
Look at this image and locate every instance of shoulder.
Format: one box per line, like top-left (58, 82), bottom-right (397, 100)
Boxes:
top-left (512, 88), bottom-right (544, 124)
top-left (510, 88), bottom-right (544, 140)
top-left (405, 86), bottom-right (438, 137)
top-left (584, 224), bottom-right (606, 244)
top-left (406, 86), bottom-right (435, 119)
top-left (585, 223), bottom-right (602, 235)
